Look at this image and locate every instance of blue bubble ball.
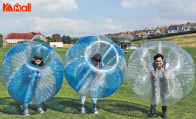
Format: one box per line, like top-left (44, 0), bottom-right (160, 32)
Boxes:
top-left (1, 41), bottom-right (63, 104)
top-left (64, 36), bottom-right (127, 98)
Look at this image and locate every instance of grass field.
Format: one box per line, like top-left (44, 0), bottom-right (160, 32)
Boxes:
top-left (0, 38), bottom-right (196, 119)
top-left (133, 33), bottom-right (196, 48)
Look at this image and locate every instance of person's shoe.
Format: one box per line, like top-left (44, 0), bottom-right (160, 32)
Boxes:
top-left (148, 105), bottom-right (155, 117)
top-left (37, 107), bottom-right (44, 113)
top-left (148, 112), bottom-right (154, 117)
top-left (148, 108), bottom-right (155, 117)
top-left (81, 107), bottom-right (85, 114)
top-left (23, 108), bottom-right (30, 116)
top-left (162, 106), bottom-right (167, 119)
top-left (92, 107), bottom-right (99, 114)
top-left (161, 112), bottom-right (167, 119)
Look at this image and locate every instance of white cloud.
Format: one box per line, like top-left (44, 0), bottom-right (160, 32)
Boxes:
top-left (28, 17), bottom-right (94, 32)
top-left (0, 16), bottom-right (135, 36)
top-left (45, 0), bottom-right (78, 11)
top-left (121, 0), bottom-right (196, 18)
top-left (28, 17), bottom-right (134, 36)
top-left (126, 17), bottom-right (195, 31)
top-left (121, 0), bottom-right (149, 9)
top-left (0, 15), bottom-right (194, 37)
top-left (153, 17), bottom-right (192, 26)
top-left (0, 17), bottom-right (96, 36)
top-left (98, 19), bottom-right (122, 30)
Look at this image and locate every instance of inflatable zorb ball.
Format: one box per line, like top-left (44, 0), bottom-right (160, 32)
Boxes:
top-left (127, 41), bottom-right (195, 106)
top-left (64, 36), bottom-right (126, 98)
top-left (1, 41), bottom-right (63, 104)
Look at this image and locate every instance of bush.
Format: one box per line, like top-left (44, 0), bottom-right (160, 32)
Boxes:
top-left (0, 35), bottom-right (3, 47)
top-left (33, 39), bottom-right (49, 45)
top-left (18, 41), bottom-right (27, 44)
top-left (18, 39), bottom-right (49, 45)
top-left (107, 36), bottom-right (132, 43)
top-left (147, 30), bottom-right (196, 39)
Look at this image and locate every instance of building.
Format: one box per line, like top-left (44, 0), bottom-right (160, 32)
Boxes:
top-left (4, 32), bottom-right (34, 47)
top-left (148, 26), bottom-right (167, 35)
top-left (32, 32), bottom-right (48, 42)
top-left (50, 42), bottom-right (63, 47)
top-left (182, 22), bottom-right (196, 31)
top-left (167, 24), bottom-right (183, 33)
top-left (3, 32), bottom-right (48, 47)
top-left (136, 31), bottom-right (148, 38)
top-left (6, 32), bottom-right (34, 43)
top-left (119, 39), bottom-right (131, 50)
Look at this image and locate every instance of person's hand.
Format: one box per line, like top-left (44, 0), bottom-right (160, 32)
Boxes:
top-left (161, 67), bottom-right (165, 72)
top-left (151, 67), bottom-right (155, 78)
top-left (161, 67), bottom-right (168, 80)
top-left (38, 73), bottom-right (41, 78)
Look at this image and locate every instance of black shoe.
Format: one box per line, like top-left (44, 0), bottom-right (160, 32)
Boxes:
top-left (161, 112), bottom-right (167, 119)
top-left (162, 106), bottom-right (167, 119)
top-left (148, 105), bottom-right (155, 117)
top-left (148, 112), bottom-right (154, 117)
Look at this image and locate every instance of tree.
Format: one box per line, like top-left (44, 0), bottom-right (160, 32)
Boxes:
top-left (72, 37), bottom-right (81, 44)
top-left (46, 36), bottom-right (51, 42)
top-left (0, 34), bottom-right (3, 47)
top-left (18, 41), bottom-right (27, 44)
top-left (62, 35), bottom-right (72, 44)
top-left (107, 36), bottom-right (122, 43)
top-left (51, 34), bottom-right (62, 42)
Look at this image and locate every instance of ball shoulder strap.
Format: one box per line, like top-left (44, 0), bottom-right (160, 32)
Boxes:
top-left (152, 62), bottom-right (166, 71)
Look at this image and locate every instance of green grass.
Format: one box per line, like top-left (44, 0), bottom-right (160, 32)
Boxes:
top-left (0, 46), bottom-right (196, 119)
top-left (132, 33), bottom-right (196, 48)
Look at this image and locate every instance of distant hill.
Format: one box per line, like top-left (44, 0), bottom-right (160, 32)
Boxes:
top-left (133, 33), bottom-right (196, 48)
top-left (160, 33), bottom-right (196, 48)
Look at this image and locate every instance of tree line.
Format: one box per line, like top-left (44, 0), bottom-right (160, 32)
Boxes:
top-left (46, 34), bottom-right (80, 44)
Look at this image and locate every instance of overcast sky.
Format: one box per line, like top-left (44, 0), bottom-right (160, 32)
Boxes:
top-left (0, 0), bottom-right (195, 37)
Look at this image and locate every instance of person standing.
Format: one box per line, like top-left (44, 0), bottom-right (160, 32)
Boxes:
top-left (23, 52), bottom-right (44, 116)
top-left (148, 54), bottom-right (169, 119)
top-left (80, 53), bottom-right (102, 114)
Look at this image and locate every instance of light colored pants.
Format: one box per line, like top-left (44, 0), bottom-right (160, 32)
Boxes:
top-left (80, 95), bottom-right (97, 105)
top-left (23, 103), bottom-right (42, 109)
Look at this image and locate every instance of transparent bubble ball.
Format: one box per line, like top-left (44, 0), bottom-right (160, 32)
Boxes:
top-left (127, 41), bottom-right (195, 106)
top-left (64, 36), bottom-right (126, 98)
top-left (1, 41), bottom-right (63, 104)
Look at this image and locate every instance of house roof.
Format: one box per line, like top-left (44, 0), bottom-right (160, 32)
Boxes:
top-left (135, 30), bottom-right (142, 34)
top-left (183, 24), bottom-right (191, 28)
top-left (186, 22), bottom-right (196, 25)
top-left (151, 31), bottom-right (157, 33)
top-left (36, 32), bottom-right (42, 35)
top-left (30, 32), bottom-right (37, 35)
top-left (149, 28), bottom-right (157, 31)
top-left (183, 22), bottom-right (196, 28)
top-left (130, 32), bottom-right (136, 35)
top-left (160, 29), bottom-right (166, 33)
top-left (45, 37), bottom-right (48, 42)
top-left (168, 25), bottom-right (179, 30)
top-left (170, 24), bottom-right (183, 26)
top-left (7, 33), bottom-right (34, 39)
top-left (33, 33), bottom-right (48, 42)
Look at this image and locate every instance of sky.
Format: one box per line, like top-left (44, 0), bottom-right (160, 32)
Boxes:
top-left (0, 0), bottom-right (195, 37)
